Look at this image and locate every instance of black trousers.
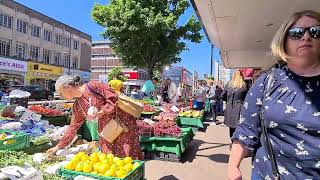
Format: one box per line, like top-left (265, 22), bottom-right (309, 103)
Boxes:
top-left (210, 103), bottom-right (216, 121)
top-left (229, 128), bottom-right (236, 139)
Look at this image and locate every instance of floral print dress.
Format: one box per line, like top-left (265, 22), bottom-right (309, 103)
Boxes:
top-left (232, 66), bottom-right (320, 179)
top-left (57, 81), bottom-right (143, 160)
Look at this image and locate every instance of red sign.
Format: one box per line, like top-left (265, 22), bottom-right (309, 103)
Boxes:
top-left (123, 72), bottom-right (138, 80)
top-left (240, 68), bottom-right (254, 78)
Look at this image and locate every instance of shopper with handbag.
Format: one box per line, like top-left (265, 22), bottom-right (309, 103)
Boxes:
top-left (228, 10), bottom-right (320, 180)
top-left (46, 75), bottom-right (143, 160)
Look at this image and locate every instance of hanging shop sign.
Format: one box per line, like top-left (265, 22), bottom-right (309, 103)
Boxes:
top-left (27, 62), bottom-right (63, 79)
top-left (0, 57), bottom-right (27, 72)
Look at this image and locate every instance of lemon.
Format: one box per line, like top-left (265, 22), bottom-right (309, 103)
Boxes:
top-left (83, 163), bottom-right (93, 173)
top-left (113, 157), bottom-right (121, 163)
top-left (105, 169), bottom-right (115, 177)
top-left (91, 171), bottom-right (98, 175)
top-left (107, 153), bottom-right (114, 160)
top-left (133, 162), bottom-right (140, 169)
top-left (116, 160), bottom-right (125, 167)
top-left (123, 163), bottom-right (133, 173)
top-left (99, 163), bottom-right (110, 174)
top-left (81, 154), bottom-right (90, 161)
top-left (116, 170), bottom-right (126, 178)
top-left (123, 157), bottom-right (133, 164)
top-left (99, 153), bottom-right (107, 161)
top-left (90, 152), bottom-right (99, 163)
top-left (76, 152), bottom-right (86, 158)
top-left (93, 162), bottom-right (102, 172)
top-left (0, 133), bottom-right (7, 140)
top-left (65, 162), bottom-right (76, 170)
top-left (109, 164), bottom-right (118, 172)
top-left (75, 163), bottom-right (84, 172)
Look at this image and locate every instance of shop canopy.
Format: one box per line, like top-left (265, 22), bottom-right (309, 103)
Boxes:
top-left (191, 0), bottom-right (320, 69)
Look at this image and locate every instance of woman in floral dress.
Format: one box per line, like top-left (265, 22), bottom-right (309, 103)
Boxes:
top-left (46, 75), bottom-right (143, 160)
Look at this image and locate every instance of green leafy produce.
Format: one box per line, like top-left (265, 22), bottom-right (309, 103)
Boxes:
top-left (31, 135), bottom-right (51, 146)
top-left (0, 150), bottom-right (35, 168)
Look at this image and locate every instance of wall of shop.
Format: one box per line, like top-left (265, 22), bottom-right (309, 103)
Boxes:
top-left (0, 57), bottom-right (27, 85)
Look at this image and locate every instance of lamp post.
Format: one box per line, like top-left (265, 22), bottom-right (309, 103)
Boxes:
top-left (68, 32), bottom-right (72, 75)
top-left (210, 44), bottom-right (214, 77)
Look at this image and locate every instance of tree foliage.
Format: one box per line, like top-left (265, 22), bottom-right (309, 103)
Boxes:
top-left (91, 0), bottom-right (202, 78)
top-left (108, 67), bottom-right (127, 82)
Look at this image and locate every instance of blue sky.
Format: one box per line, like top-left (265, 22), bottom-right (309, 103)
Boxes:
top-left (16, 0), bottom-right (221, 77)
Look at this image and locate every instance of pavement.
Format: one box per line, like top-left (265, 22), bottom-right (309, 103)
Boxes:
top-left (145, 116), bottom-right (252, 180)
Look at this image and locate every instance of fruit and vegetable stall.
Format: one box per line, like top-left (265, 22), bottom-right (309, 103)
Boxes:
top-left (0, 96), bottom-right (207, 179)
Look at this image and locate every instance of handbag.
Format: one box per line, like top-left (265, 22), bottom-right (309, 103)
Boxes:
top-left (260, 69), bottom-right (280, 180)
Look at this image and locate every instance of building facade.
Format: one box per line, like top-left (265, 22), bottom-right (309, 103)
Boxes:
top-left (91, 41), bottom-right (148, 87)
top-left (0, 0), bottom-right (91, 89)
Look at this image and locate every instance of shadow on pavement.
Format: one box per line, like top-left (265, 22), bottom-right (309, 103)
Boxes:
top-left (196, 153), bottom-right (230, 163)
top-left (180, 139), bottom-right (204, 163)
top-left (158, 175), bottom-right (180, 180)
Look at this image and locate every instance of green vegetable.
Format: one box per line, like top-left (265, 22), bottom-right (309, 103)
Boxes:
top-left (31, 135), bottom-right (51, 146)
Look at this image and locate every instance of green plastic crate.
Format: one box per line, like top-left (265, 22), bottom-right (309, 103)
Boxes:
top-left (59, 160), bottom-right (145, 180)
top-left (0, 130), bottom-right (31, 151)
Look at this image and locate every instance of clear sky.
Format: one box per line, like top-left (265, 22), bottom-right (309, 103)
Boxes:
top-left (16, 0), bottom-right (221, 77)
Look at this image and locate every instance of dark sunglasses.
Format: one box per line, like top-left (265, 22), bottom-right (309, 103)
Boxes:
top-left (287, 25), bottom-right (320, 40)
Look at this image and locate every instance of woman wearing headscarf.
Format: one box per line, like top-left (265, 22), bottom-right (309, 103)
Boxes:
top-left (46, 75), bottom-right (143, 159)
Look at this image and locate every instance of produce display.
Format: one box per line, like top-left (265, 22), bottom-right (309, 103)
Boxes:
top-left (143, 104), bottom-right (156, 112)
top-left (31, 135), bottom-right (51, 146)
top-left (0, 150), bottom-right (34, 168)
top-left (0, 132), bottom-right (16, 145)
top-left (153, 121), bottom-right (181, 137)
top-left (136, 120), bottom-right (153, 135)
top-left (64, 152), bottom-right (141, 179)
top-left (179, 110), bottom-right (203, 118)
top-left (29, 105), bottom-right (65, 117)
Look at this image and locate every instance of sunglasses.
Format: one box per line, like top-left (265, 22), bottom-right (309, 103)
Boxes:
top-left (287, 25), bottom-right (320, 40)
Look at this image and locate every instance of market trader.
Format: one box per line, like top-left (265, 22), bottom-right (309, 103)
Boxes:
top-left (141, 77), bottom-right (158, 97)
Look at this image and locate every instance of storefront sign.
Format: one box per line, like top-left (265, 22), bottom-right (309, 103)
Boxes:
top-left (123, 72), bottom-right (138, 80)
top-left (0, 57), bottom-right (27, 72)
top-left (28, 62), bottom-right (62, 75)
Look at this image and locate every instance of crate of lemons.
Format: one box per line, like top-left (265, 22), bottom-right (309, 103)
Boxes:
top-left (62, 151), bottom-right (143, 179)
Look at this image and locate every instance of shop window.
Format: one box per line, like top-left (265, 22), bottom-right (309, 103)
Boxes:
top-left (30, 45), bottom-right (40, 61)
top-left (43, 49), bottom-right (51, 64)
top-left (73, 41), bottom-right (79, 50)
top-left (43, 29), bottom-right (52, 42)
top-left (17, 19), bottom-right (28, 33)
top-left (72, 57), bottom-right (78, 69)
top-left (63, 54), bottom-right (70, 67)
top-left (0, 13), bottom-right (13, 29)
top-left (0, 38), bottom-right (11, 56)
top-left (15, 42), bottom-right (27, 59)
top-left (54, 52), bottom-right (61, 66)
top-left (31, 25), bottom-right (41, 38)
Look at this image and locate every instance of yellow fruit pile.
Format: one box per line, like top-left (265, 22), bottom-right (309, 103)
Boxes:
top-left (64, 152), bottom-right (140, 179)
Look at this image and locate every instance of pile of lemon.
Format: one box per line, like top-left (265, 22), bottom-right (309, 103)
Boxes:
top-left (64, 152), bottom-right (140, 178)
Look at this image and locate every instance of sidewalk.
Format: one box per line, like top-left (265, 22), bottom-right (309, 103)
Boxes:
top-left (145, 116), bottom-right (252, 180)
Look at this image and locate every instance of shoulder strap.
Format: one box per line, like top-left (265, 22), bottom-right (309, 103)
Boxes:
top-left (87, 83), bottom-right (105, 102)
top-left (260, 69), bottom-right (280, 179)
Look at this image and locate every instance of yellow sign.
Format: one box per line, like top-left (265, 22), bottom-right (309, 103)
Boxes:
top-left (27, 62), bottom-right (63, 80)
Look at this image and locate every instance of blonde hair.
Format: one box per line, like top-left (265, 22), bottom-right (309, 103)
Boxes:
top-left (271, 10), bottom-right (320, 63)
top-left (230, 70), bottom-right (246, 89)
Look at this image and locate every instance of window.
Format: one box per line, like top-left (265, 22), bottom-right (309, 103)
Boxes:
top-left (31, 25), bottom-right (41, 38)
top-left (63, 54), bottom-right (70, 67)
top-left (16, 19), bottom-right (28, 33)
top-left (73, 41), bottom-right (79, 50)
top-left (65, 37), bottom-right (71, 47)
top-left (43, 29), bottom-right (52, 42)
top-left (43, 49), bottom-right (51, 64)
top-left (15, 42), bottom-right (27, 59)
top-left (72, 57), bottom-right (78, 69)
top-left (30, 45), bottom-right (40, 61)
top-left (54, 52), bottom-right (61, 66)
top-left (0, 13), bottom-right (13, 28)
top-left (55, 33), bottom-right (63, 45)
top-left (0, 38), bottom-right (11, 56)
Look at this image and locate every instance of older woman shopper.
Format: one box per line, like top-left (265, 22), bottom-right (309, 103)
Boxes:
top-left (46, 75), bottom-right (143, 159)
top-left (228, 10), bottom-right (320, 180)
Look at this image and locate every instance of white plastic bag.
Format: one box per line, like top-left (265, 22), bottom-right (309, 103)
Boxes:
top-left (9, 90), bottom-right (31, 98)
